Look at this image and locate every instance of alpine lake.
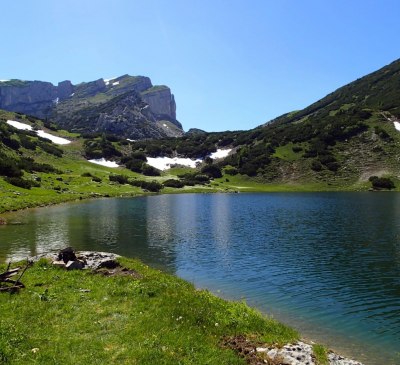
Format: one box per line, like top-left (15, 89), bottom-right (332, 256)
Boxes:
top-left (1, 192), bottom-right (399, 365)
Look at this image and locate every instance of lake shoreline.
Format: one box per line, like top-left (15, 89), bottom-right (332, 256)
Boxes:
top-left (0, 181), bottom-right (384, 217)
top-left (0, 249), bottom-right (365, 365)
top-left (0, 193), bottom-right (396, 362)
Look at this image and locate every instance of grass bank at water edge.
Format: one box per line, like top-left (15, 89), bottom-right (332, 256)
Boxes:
top-left (0, 256), bottom-right (299, 364)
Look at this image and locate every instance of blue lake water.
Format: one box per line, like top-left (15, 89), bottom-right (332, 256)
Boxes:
top-left (1, 193), bottom-right (399, 364)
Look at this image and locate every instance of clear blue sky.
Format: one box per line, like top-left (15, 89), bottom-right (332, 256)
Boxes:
top-left (1, 0), bottom-right (400, 132)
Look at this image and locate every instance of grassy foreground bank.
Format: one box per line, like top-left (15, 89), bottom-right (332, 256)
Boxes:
top-left (0, 256), bottom-right (299, 364)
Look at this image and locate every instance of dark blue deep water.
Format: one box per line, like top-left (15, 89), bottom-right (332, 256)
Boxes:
top-left (1, 193), bottom-right (400, 364)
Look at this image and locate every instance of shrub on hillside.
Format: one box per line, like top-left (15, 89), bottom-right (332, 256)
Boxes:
top-left (326, 162), bottom-right (340, 172)
top-left (177, 172), bottom-right (210, 186)
top-left (239, 163), bottom-right (258, 177)
top-left (4, 176), bottom-right (40, 189)
top-left (374, 126), bottom-right (392, 141)
top-left (2, 137), bottom-right (21, 150)
top-left (131, 151), bottom-right (147, 161)
top-left (19, 135), bottom-right (37, 150)
top-left (311, 160), bottom-right (323, 172)
top-left (43, 120), bottom-right (59, 131)
top-left (109, 174), bottom-right (129, 184)
top-left (162, 179), bottom-right (185, 188)
top-left (0, 159), bottom-right (23, 177)
top-left (129, 180), bottom-right (163, 192)
top-left (126, 159), bottom-right (144, 173)
top-left (224, 167), bottom-right (238, 176)
top-left (201, 164), bottom-right (222, 178)
top-left (18, 157), bottom-right (60, 174)
top-left (369, 176), bottom-right (395, 190)
top-left (142, 164), bottom-right (161, 176)
top-left (81, 172), bottom-right (93, 177)
top-left (38, 142), bottom-right (63, 157)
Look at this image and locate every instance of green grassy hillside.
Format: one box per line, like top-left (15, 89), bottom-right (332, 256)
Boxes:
top-left (127, 59), bottom-right (400, 190)
top-left (0, 111), bottom-right (240, 213)
top-left (2, 59), bottom-right (400, 214)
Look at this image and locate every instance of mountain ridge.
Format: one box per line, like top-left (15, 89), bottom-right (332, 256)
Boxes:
top-left (0, 75), bottom-right (183, 139)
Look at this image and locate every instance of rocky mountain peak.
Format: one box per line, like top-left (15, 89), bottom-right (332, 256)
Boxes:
top-left (0, 74), bottom-right (183, 139)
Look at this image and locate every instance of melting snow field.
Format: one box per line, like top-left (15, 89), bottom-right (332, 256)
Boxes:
top-left (36, 130), bottom-right (71, 145)
top-left (6, 120), bottom-right (71, 145)
top-left (146, 149), bottom-right (231, 171)
top-left (393, 122), bottom-right (400, 131)
top-left (210, 148), bottom-right (232, 159)
top-left (6, 120), bottom-right (32, 131)
top-left (88, 158), bottom-right (119, 168)
top-left (146, 157), bottom-right (202, 171)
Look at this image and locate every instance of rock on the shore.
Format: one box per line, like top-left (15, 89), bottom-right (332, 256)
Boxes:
top-left (256, 341), bottom-right (364, 365)
top-left (328, 353), bottom-right (364, 365)
top-left (66, 260), bottom-right (85, 270)
top-left (257, 341), bottom-right (314, 365)
top-left (30, 250), bottom-right (121, 271)
top-left (76, 251), bottom-right (121, 270)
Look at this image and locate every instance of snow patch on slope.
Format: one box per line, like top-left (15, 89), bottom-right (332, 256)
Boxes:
top-left (6, 120), bottom-right (71, 145)
top-left (37, 130), bottom-right (71, 145)
top-left (146, 157), bottom-right (202, 171)
top-left (146, 149), bottom-right (231, 171)
top-left (88, 158), bottom-right (119, 168)
top-left (210, 148), bottom-right (232, 159)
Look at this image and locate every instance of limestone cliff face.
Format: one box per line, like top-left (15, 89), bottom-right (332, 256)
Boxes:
top-left (0, 75), bottom-right (183, 139)
top-left (141, 86), bottom-right (178, 126)
top-left (0, 81), bottom-right (58, 118)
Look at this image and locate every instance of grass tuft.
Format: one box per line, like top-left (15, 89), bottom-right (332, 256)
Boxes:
top-left (313, 343), bottom-right (329, 365)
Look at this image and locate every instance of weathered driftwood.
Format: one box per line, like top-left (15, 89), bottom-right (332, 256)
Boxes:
top-left (0, 261), bottom-right (30, 292)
